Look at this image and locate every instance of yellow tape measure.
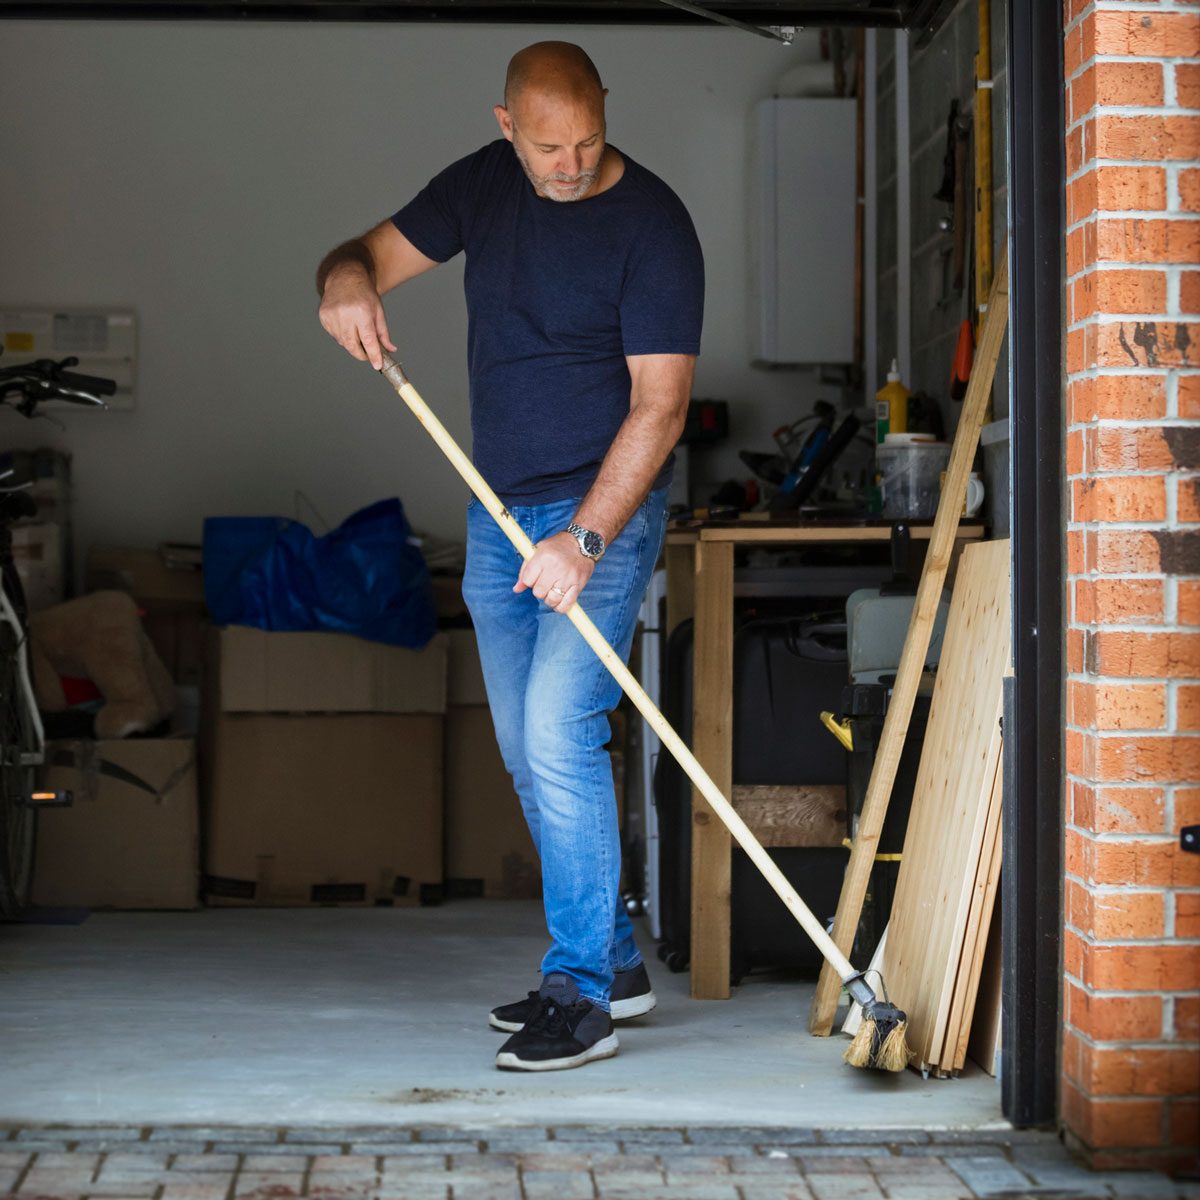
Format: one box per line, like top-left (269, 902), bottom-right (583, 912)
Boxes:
top-left (842, 838), bottom-right (903, 863)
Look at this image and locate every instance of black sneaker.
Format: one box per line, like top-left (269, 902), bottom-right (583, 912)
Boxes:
top-left (610, 961), bottom-right (657, 1020)
top-left (494, 973), bottom-right (619, 1072)
top-left (488, 961), bottom-right (656, 1032)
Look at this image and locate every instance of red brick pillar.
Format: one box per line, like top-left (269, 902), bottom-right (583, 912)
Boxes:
top-left (1062, 0), bottom-right (1200, 1173)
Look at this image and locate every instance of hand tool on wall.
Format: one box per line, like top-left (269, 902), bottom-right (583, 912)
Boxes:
top-left (953, 112), bottom-right (972, 290)
top-left (371, 351), bottom-right (908, 1072)
top-left (975, 0), bottom-right (994, 318)
top-left (933, 100), bottom-right (959, 217)
top-left (950, 226), bottom-right (976, 401)
top-left (808, 250), bottom-right (1010, 1038)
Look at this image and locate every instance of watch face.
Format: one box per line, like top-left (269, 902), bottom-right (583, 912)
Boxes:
top-left (582, 530), bottom-right (604, 558)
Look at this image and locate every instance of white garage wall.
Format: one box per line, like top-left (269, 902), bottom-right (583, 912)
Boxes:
top-left (1, 20), bottom-right (827, 556)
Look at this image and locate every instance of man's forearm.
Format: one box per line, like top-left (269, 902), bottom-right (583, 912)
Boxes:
top-left (572, 396), bottom-right (687, 544)
top-left (315, 239), bottom-right (376, 296)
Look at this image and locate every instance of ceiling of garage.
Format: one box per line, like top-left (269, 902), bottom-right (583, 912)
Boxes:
top-left (1, 0), bottom-right (958, 32)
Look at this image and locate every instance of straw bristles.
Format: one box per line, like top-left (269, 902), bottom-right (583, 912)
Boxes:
top-left (876, 1021), bottom-right (912, 1072)
top-left (842, 1014), bottom-right (911, 1073)
top-left (842, 1019), bottom-right (877, 1069)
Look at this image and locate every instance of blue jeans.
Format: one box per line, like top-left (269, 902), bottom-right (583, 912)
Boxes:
top-left (462, 487), bottom-right (669, 1010)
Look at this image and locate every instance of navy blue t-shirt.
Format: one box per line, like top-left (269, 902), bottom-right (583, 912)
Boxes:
top-left (391, 140), bottom-right (704, 505)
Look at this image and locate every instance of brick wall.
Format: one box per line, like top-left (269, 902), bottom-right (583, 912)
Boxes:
top-left (1062, 0), bottom-right (1200, 1173)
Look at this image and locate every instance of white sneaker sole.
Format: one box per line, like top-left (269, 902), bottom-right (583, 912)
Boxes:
top-left (489, 990), bottom-right (656, 1033)
top-left (495, 1032), bottom-right (620, 1072)
top-left (611, 990), bottom-right (657, 1021)
top-left (489, 1013), bottom-right (525, 1033)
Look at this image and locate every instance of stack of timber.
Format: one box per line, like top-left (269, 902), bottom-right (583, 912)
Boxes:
top-left (809, 253), bottom-right (1010, 1036)
top-left (845, 538), bottom-right (1011, 1076)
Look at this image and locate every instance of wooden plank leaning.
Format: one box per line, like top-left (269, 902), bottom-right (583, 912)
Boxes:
top-left (808, 250), bottom-right (1010, 1036)
top-left (881, 540), bottom-right (1010, 1072)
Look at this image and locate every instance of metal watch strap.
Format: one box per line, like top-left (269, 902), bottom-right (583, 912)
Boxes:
top-left (567, 522), bottom-right (605, 561)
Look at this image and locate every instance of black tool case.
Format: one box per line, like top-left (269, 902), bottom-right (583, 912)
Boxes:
top-left (655, 615), bottom-right (849, 982)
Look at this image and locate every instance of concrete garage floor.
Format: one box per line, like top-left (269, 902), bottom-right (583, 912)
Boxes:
top-left (1, 901), bottom-right (1003, 1130)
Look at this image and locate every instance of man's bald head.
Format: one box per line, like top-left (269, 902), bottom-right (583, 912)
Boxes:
top-left (504, 41), bottom-right (604, 113)
top-left (495, 41), bottom-right (613, 203)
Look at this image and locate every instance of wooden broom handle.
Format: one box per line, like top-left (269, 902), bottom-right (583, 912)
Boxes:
top-left (377, 354), bottom-right (861, 986)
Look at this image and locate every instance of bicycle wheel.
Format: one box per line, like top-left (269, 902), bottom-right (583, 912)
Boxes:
top-left (0, 620), bottom-right (36, 917)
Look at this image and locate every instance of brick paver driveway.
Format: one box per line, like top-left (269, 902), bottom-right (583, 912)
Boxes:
top-left (2, 1125), bottom-right (1198, 1199)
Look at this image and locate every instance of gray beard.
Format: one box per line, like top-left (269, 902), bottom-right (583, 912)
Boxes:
top-left (513, 141), bottom-right (605, 203)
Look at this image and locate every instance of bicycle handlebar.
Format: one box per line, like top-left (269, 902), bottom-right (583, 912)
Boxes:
top-left (0, 356), bottom-right (114, 413)
top-left (58, 369), bottom-right (117, 398)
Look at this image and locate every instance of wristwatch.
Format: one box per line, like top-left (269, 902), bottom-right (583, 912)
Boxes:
top-left (567, 522), bottom-right (606, 562)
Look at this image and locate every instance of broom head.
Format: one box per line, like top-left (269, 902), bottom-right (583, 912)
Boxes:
top-left (843, 1000), bottom-right (912, 1072)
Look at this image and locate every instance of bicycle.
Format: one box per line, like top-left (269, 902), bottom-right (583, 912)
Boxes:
top-left (0, 353), bottom-right (115, 916)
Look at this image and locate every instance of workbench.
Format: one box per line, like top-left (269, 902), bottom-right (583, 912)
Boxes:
top-left (661, 516), bottom-right (986, 1001)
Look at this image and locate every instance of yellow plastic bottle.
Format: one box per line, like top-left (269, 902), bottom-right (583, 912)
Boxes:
top-left (875, 359), bottom-right (911, 444)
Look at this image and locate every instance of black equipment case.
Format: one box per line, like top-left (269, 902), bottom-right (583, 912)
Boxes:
top-left (655, 615), bottom-right (849, 983)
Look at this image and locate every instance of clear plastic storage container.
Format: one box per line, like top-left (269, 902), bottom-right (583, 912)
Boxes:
top-left (876, 435), bottom-right (951, 519)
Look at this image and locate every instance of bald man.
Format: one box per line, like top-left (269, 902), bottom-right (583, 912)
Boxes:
top-left (317, 41), bottom-right (704, 1072)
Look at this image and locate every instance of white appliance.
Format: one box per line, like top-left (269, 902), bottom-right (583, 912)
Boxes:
top-left (749, 98), bottom-right (857, 366)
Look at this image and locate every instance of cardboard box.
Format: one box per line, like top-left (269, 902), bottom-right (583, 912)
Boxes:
top-left (210, 626), bottom-right (447, 714)
top-left (202, 712), bottom-right (443, 907)
top-left (143, 608), bottom-right (208, 686)
top-left (7, 449), bottom-right (71, 527)
top-left (33, 736), bottom-right (199, 909)
top-left (87, 544), bottom-right (208, 685)
top-left (26, 473), bottom-right (69, 527)
top-left (444, 705), bottom-right (540, 899)
top-left (201, 626), bottom-right (448, 906)
top-left (431, 575), bottom-right (468, 621)
top-left (446, 628), bottom-right (488, 707)
top-left (11, 522), bottom-right (65, 611)
top-left (86, 544), bottom-right (206, 608)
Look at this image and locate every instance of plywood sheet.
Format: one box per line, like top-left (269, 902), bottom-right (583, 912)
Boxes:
top-left (942, 750), bottom-right (1004, 1073)
top-left (968, 899), bottom-right (1004, 1077)
top-left (809, 256), bottom-right (1011, 1036)
top-left (880, 538), bottom-right (1011, 1072)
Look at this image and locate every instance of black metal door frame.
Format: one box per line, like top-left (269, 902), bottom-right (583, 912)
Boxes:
top-left (1002, 0), bottom-right (1065, 1129)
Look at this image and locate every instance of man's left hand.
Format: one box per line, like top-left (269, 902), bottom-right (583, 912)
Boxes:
top-left (514, 531), bottom-right (595, 613)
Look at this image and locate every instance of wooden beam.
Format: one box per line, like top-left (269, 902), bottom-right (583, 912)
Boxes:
top-left (690, 538), bottom-right (733, 999)
top-left (663, 540), bottom-right (696, 639)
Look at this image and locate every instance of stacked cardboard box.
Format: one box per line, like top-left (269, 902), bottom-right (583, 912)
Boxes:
top-left (33, 735), bottom-right (200, 909)
top-left (11, 524), bottom-right (66, 610)
top-left (201, 626), bottom-right (448, 907)
top-left (85, 545), bottom-right (207, 687)
top-left (444, 629), bottom-right (540, 899)
top-left (9, 450), bottom-right (71, 611)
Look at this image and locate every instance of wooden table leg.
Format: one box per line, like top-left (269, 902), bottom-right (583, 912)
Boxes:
top-left (690, 538), bottom-right (733, 999)
top-left (664, 540), bottom-right (695, 638)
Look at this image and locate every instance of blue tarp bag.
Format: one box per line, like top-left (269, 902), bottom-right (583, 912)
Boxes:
top-left (202, 498), bottom-right (437, 648)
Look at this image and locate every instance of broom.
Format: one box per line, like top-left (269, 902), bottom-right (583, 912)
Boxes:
top-left (373, 352), bottom-right (910, 1073)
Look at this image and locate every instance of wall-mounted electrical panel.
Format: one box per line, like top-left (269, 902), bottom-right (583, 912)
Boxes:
top-left (0, 308), bottom-right (136, 409)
